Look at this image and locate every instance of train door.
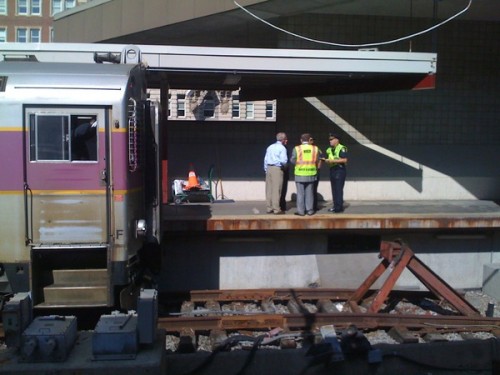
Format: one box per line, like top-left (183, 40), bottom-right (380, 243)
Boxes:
top-left (24, 107), bottom-right (112, 306)
top-left (24, 107), bottom-right (110, 245)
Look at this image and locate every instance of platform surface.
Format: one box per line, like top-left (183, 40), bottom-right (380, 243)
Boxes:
top-left (163, 200), bottom-right (500, 232)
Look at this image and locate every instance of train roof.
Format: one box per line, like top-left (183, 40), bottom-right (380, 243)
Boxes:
top-left (0, 61), bottom-right (140, 90)
top-left (0, 61), bottom-right (145, 108)
top-left (0, 60), bottom-right (137, 75)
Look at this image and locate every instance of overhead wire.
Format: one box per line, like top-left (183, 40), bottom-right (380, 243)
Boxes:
top-left (233, 0), bottom-right (473, 48)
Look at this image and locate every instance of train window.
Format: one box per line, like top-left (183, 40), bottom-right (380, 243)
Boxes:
top-left (29, 113), bottom-right (98, 162)
top-left (30, 114), bottom-right (70, 161)
top-left (71, 116), bottom-right (98, 161)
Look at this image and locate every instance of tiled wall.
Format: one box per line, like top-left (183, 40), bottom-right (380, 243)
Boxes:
top-left (276, 14), bottom-right (499, 145)
top-left (166, 14), bottom-right (500, 200)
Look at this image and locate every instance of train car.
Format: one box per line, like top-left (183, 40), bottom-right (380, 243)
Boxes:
top-left (0, 48), bottom-right (160, 309)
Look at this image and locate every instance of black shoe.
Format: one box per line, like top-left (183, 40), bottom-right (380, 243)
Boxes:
top-left (332, 210), bottom-right (344, 214)
top-left (294, 212), bottom-right (305, 216)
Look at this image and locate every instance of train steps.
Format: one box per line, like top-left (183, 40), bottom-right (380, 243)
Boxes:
top-left (40, 269), bottom-right (108, 307)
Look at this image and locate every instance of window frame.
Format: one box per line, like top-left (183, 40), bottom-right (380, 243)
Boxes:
top-left (27, 109), bottom-right (100, 163)
top-left (51, 0), bottom-right (63, 15)
top-left (176, 93), bottom-right (186, 118)
top-left (245, 102), bottom-right (255, 120)
top-left (17, 0), bottom-right (28, 15)
top-left (30, 28), bottom-right (41, 42)
top-left (31, 0), bottom-right (41, 15)
top-left (0, 0), bottom-right (7, 15)
top-left (0, 27), bottom-right (7, 43)
top-left (16, 27), bottom-right (42, 42)
top-left (16, 27), bottom-right (28, 42)
top-left (52, 0), bottom-right (76, 15)
top-left (232, 95), bottom-right (240, 118)
top-left (265, 101), bottom-right (274, 119)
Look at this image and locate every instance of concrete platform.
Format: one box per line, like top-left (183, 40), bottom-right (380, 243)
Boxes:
top-left (159, 200), bottom-right (500, 291)
top-left (0, 330), bottom-right (166, 375)
top-left (163, 200), bottom-right (500, 232)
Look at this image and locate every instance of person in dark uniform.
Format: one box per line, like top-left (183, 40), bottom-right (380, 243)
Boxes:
top-left (324, 134), bottom-right (348, 213)
top-left (73, 117), bottom-right (97, 160)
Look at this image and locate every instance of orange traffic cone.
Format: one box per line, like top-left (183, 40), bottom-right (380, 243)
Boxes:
top-left (184, 164), bottom-right (200, 190)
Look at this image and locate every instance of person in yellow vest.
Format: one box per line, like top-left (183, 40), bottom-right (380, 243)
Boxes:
top-left (291, 133), bottom-right (320, 216)
top-left (324, 133), bottom-right (348, 213)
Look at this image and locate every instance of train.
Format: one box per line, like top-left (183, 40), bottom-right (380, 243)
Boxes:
top-left (0, 46), bottom-right (161, 310)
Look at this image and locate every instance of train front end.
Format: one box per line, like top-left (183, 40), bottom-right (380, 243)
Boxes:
top-left (0, 51), bottom-right (160, 309)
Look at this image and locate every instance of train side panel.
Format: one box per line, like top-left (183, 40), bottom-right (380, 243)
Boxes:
top-left (0, 124), bottom-right (29, 293)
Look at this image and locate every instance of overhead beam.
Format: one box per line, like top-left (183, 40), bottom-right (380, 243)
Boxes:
top-left (0, 43), bottom-right (437, 99)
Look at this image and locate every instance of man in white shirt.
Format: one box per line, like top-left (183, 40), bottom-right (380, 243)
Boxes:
top-left (264, 132), bottom-right (288, 214)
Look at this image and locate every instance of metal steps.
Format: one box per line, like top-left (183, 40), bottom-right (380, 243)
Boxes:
top-left (41, 269), bottom-right (109, 307)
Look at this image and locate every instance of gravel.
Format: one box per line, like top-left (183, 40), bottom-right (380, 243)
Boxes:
top-left (464, 290), bottom-right (499, 317)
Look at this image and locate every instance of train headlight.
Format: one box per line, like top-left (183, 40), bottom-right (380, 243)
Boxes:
top-left (135, 219), bottom-right (147, 238)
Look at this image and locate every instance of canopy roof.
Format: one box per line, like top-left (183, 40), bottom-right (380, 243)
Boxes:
top-left (1, 43), bottom-right (436, 100)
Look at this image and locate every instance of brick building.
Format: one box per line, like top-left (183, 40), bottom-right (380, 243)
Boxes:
top-left (0, 0), bottom-right (90, 42)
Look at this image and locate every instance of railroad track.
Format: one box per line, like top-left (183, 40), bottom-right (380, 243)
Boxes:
top-left (158, 288), bottom-right (500, 347)
top-left (2, 288), bottom-right (498, 348)
top-left (159, 311), bottom-right (500, 333)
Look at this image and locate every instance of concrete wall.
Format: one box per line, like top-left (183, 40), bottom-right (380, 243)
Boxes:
top-left (54, 0), bottom-right (266, 42)
top-left (159, 231), bottom-right (499, 292)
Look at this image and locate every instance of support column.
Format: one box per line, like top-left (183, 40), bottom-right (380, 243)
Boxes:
top-left (160, 76), bottom-right (169, 204)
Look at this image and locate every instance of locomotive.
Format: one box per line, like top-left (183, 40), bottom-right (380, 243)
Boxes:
top-left (0, 46), bottom-right (161, 309)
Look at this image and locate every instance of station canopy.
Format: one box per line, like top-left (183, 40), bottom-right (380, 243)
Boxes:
top-left (0, 43), bottom-right (436, 100)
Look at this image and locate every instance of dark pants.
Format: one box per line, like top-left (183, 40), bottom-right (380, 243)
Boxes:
top-left (313, 173), bottom-right (320, 211)
top-left (329, 167), bottom-right (346, 212)
top-left (280, 168), bottom-right (289, 211)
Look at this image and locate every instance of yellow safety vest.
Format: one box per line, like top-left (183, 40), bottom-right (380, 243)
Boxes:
top-left (294, 144), bottom-right (318, 177)
top-left (326, 143), bottom-right (347, 168)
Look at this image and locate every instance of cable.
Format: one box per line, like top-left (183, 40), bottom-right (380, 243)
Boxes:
top-left (233, 0), bottom-right (472, 48)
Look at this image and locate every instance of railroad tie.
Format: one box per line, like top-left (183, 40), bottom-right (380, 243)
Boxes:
top-left (388, 326), bottom-right (419, 344)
